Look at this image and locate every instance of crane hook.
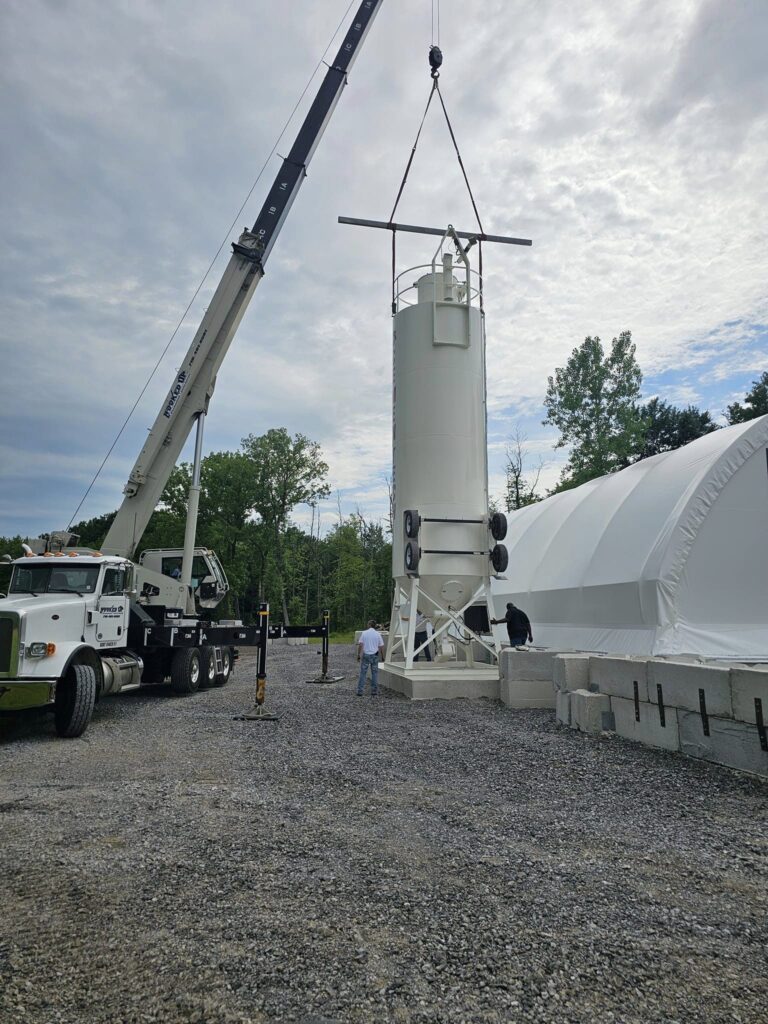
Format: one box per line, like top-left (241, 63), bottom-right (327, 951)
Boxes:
top-left (429, 45), bottom-right (443, 79)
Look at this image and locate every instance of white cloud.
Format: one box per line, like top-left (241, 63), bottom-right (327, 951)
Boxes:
top-left (0, 0), bottom-right (766, 539)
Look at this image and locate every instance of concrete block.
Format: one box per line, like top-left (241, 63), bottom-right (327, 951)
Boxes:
top-left (611, 696), bottom-right (680, 752)
top-left (589, 656), bottom-right (649, 702)
top-left (456, 640), bottom-right (494, 665)
top-left (500, 678), bottom-right (556, 709)
top-left (500, 649), bottom-right (557, 683)
top-left (552, 654), bottom-right (591, 692)
top-left (571, 689), bottom-right (612, 735)
top-left (679, 711), bottom-right (768, 778)
top-left (555, 688), bottom-right (571, 726)
top-left (286, 637), bottom-right (309, 646)
top-left (470, 639), bottom-right (494, 665)
top-left (730, 667), bottom-right (768, 725)
top-left (647, 660), bottom-right (733, 718)
top-left (378, 665), bottom-right (499, 701)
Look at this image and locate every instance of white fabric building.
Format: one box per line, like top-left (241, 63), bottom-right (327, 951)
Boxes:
top-left (491, 416), bottom-right (768, 659)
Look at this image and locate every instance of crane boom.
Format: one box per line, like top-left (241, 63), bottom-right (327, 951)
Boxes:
top-left (103, 0), bottom-right (384, 558)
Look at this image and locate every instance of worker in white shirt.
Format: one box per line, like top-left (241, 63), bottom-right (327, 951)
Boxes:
top-left (357, 619), bottom-right (384, 696)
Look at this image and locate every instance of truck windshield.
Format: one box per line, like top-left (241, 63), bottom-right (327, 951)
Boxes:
top-left (10, 564), bottom-right (100, 594)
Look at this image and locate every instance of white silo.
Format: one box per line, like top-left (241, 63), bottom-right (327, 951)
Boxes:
top-left (384, 227), bottom-right (508, 687)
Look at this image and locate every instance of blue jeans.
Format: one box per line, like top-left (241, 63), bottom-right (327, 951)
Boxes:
top-left (357, 654), bottom-right (379, 694)
top-left (509, 634), bottom-right (527, 646)
top-left (414, 630), bottom-right (432, 661)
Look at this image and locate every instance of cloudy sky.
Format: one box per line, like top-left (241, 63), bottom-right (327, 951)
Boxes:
top-left (1, 0), bottom-right (766, 541)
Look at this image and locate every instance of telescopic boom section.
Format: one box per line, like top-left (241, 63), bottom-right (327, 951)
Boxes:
top-left (102, 0), bottom-right (384, 558)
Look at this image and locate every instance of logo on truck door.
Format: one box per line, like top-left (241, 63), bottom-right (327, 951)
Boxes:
top-left (99, 605), bottom-right (124, 618)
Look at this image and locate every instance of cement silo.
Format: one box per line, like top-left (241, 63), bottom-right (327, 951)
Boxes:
top-left (383, 229), bottom-right (508, 693)
top-left (338, 216), bottom-right (531, 699)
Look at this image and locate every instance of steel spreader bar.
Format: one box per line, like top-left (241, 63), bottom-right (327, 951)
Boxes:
top-left (338, 216), bottom-right (532, 246)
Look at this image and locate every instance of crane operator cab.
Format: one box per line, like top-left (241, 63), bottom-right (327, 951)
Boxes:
top-left (139, 547), bottom-right (229, 611)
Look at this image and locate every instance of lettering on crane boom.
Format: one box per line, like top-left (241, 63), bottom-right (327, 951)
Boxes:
top-left (163, 371), bottom-right (188, 418)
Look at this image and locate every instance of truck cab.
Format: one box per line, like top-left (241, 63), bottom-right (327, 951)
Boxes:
top-left (0, 548), bottom-right (236, 738)
top-left (0, 552), bottom-right (134, 735)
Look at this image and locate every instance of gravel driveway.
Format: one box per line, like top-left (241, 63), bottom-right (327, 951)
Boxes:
top-left (1, 643), bottom-right (766, 1024)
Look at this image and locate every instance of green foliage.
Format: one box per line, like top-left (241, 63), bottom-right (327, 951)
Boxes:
top-left (0, 428), bottom-right (390, 630)
top-left (544, 331), bottom-right (643, 489)
top-left (69, 511), bottom-right (117, 548)
top-left (323, 514), bottom-right (391, 630)
top-left (637, 398), bottom-right (718, 459)
top-left (726, 371), bottom-right (768, 424)
top-left (241, 428), bottom-right (330, 623)
top-left (0, 536), bottom-right (25, 592)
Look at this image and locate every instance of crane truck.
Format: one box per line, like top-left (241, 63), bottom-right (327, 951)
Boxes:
top-left (0, 0), bottom-right (384, 737)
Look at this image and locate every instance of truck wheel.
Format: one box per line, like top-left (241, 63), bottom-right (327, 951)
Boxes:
top-left (170, 648), bottom-right (201, 695)
top-left (200, 646), bottom-right (217, 688)
top-left (213, 647), bottom-right (232, 687)
top-left (54, 663), bottom-right (97, 738)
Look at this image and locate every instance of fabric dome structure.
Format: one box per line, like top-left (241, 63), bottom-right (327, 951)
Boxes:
top-left (491, 416), bottom-right (768, 659)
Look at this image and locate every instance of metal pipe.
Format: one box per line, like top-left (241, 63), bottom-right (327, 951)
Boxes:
top-left (338, 216), bottom-right (532, 246)
top-left (180, 412), bottom-right (206, 598)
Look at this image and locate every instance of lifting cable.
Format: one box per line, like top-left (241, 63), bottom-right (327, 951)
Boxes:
top-left (67, 0), bottom-right (360, 530)
top-left (387, 18), bottom-right (487, 313)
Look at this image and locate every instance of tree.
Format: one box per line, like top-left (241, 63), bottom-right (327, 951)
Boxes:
top-left (543, 331), bottom-right (643, 489)
top-left (241, 428), bottom-right (330, 622)
top-left (504, 427), bottom-right (543, 511)
top-left (726, 371), bottom-right (768, 424)
top-left (69, 510), bottom-right (117, 548)
top-left (636, 398), bottom-right (718, 460)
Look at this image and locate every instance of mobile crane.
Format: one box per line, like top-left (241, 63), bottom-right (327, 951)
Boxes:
top-left (0, 0), bottom-right (384, 737)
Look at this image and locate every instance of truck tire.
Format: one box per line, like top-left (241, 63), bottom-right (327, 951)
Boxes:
top-left (213, 647), bottom-right (232, 687)
top-left (200, 646), bottom-right (217, 688)
top-left (170, 648), bottom-right (201, 695)
top-left (54, 663), bottom-right (97, 738)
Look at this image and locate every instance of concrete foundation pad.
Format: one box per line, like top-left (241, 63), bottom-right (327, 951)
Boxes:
top-left (571, 689), bottom-right (612, 735)
top-left (611, 695), bottom-right (680, 752)
top-left (553, 654), bottom-right (590, 692)
top-left (678, 711), bottom-right (768, 777)
top-left (500, 649), bottom-right (557, 682)
top-left (589, 655), bottom-right (649, 701)
top-left (378, 663), bottom-right (500, 701)
top-left (730, 666), bottom-right (768, 725)
top-left (648, 660), bottom-right (733, 718)
top-left (499, 678), bottom-right (556, 709)
top-left (556, 688), bottom-right (572, 726)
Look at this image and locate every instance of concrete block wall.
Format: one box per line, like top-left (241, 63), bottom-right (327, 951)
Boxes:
top-left (552, 653), bottom-right (768, 778)
top-left (499, 649), bottom-right (556, 709)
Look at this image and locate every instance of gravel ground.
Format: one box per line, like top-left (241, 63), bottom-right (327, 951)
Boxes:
top-left (1, 643), bottom-right (767, 1024)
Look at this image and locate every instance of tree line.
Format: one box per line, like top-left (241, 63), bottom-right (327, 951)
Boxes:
top-left (2, 342), bottom-right (764, 620)
top-left (506, 337), bottom-right (767, 508)
top-left (0, 427), bottom-right (393, 632)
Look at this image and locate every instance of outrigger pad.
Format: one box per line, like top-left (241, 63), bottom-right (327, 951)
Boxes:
top-left (305, 674), bottom-right (345, 685)
top-left (234, 708), bottom-right (280, 723)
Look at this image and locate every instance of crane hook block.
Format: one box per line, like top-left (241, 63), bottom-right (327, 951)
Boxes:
top-left (429, 45), bottom-right (443, 77)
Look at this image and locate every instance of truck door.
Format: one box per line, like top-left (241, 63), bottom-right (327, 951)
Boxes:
top-left (95, 566), bottom-right (129, 647)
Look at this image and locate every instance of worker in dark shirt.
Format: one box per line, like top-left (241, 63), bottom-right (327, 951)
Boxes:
top-left (491, 601), bottom-right (533, 646)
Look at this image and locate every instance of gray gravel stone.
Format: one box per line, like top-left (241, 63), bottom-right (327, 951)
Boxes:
top-left (0, 643), bottom-right (766, 1023)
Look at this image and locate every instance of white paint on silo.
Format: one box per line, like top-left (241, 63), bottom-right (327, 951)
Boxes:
top-left (391, 251), bottom-right (490, 611)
